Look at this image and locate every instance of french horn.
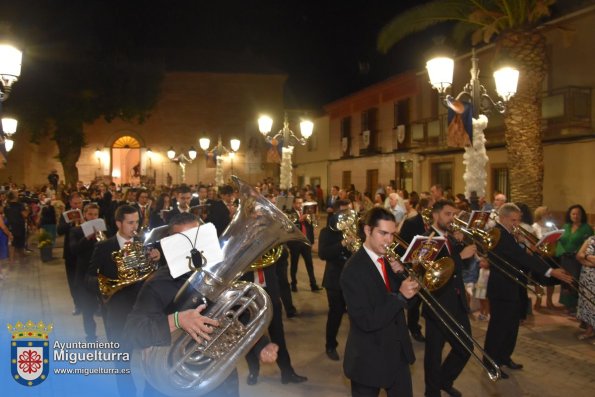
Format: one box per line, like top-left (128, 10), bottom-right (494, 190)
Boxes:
top-left (140, 176), bottom-right (309, 396)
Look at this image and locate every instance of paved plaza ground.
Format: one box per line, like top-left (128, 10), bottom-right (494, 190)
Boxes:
top-left (1, 235), bottom-right (594, 396)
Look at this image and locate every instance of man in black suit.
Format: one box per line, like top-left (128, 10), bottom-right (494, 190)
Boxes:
top-left (88, 205), bottom-right (161, 396)
top-left (205, 185), bottom-right (233, 237)
top-left (70, 203), bottom-right (101, 342)
top-left (243, 261), bottom-right (307, 386)
top-left (399, 197), bottom-right (430, 342)
top-left (484, 203), bottom-right (572, 378)
top-left (423, 199), bottom-right (477, 397)
top-left (57, 192), bottom-right (83, 315)
top-left (318, 199), bottom-right (352, 361)
top-left (287, 196), bottom-right (320, 292)
top-left (340, 207), bottom-right (419, 397)
top-left (133, 188), bottom-right (152, 232)
top-left (165, 185), bottom-right (193, 223)
top-left (325, 185), bottom-right (340, 225)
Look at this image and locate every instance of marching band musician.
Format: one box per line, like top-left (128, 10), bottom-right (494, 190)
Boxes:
top-left (69, 203), bottom-right (101, 343)
top-left (424, 199), bottom-right (477, 397)
top-left (340, 207), bottom-right (418, 397)
top-left (88, 205), bottom-right (162, 396)
top-left (483, 203), bottom-right (573, 379)
top-left (205, 184), bottom-right (233, 237)
top-left (399, 196), bottom-right (430, 343)
top-left (287, 196), bottom-right (321, 292)
top-left (124, 213), bottom-right (278, 397)
top-left (134, 189), bottom-right (152, 232)
top-left (57, 192), bottom-right (84, 316)
top-left (242, 252), bottom-right (308, 386)
top-left (165, 185), bottom-right (193, 223)
top-left (318, 199), bottom-right (353, 361)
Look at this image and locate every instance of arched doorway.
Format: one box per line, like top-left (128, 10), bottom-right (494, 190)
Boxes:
top-left (111, 135), bottom-right (141, 185)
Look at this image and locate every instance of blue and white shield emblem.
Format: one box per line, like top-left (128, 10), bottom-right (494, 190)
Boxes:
top-left (11, 340), bottom-right (50, 386)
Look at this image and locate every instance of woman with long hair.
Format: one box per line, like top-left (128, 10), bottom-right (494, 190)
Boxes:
top-left (556, 205), bottom-right (593, 315)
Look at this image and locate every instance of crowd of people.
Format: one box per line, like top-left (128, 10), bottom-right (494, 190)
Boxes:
top-left (0, 175), bottom-right (593, 397)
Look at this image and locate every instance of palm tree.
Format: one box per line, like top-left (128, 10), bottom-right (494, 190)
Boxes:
top-left (378, 0), bottom-right (558, 209)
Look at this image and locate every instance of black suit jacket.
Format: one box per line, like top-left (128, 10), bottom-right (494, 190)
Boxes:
top-left (399, 213), bottom-right (426, 245)
top-left (205, 199), bottom-right (231, 237)
top-left (487, 223), bottom-right (549, 301)
top-left (422, 227), bottom-right (469, 321)
top-left (291, 209), bottom-right (314, 243)
top-left (69, 226), bottom-right (97, 286)
top-left (89, 236), bottom-right (144, 342)
top-left (340, 247), bottom-right (415, 388)
top-left (318, 226), bottom-right (351, 290)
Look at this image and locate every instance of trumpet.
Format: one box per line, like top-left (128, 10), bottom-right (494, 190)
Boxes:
top-left (385, 235), bottom-right (501, 382)
top-left (303, 201), bottom-right (319, 228)
top-left (513, 225), bottom-right (595, 307)
top-left (449, 217), bottom-right (544, 298)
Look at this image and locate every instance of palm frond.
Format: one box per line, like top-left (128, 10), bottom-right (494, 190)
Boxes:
top-left (377, 0), bottom-right (477, 53)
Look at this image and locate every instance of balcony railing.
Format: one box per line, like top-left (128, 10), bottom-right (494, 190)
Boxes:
top-left (400, 85), bottom-right (592, 152)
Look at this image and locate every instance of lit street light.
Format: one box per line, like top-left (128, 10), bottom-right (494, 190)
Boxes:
top-left (258, 112), bottom-right (313, 189)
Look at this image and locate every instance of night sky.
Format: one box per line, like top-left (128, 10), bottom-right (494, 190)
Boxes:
top-left (3, 0), bottom-right (440, 109)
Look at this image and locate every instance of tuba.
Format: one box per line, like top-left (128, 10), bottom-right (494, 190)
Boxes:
top-left (140, 176), bottom-right (309, 396)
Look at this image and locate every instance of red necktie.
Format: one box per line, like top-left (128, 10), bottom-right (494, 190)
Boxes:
top-left (378, 257), bottom-right (391, 292)
top-left (257, 269), bottom-right (265, 285)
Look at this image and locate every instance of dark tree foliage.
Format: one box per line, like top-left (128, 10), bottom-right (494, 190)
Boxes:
top-left (2, 0), bottom-right (163, 186)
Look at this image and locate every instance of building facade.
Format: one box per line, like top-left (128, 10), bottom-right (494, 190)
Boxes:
top-left (294, 5), bottom-right (595, 220)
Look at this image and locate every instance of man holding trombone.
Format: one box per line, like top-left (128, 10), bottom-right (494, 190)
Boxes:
top-left (424, 199), bottom-right (478, 397)
top-left (484, 203), bottom-right (573, 378)
top-left (340, 207), bottom-right (418, 397)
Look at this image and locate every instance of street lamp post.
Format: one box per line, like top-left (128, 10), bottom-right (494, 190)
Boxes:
top-left (199, 136), bottom-right (240, 186)
top-left (257, 112), bottom-right (313, 190)
top-left (167, 146), bottom-right (197, 183)
top-left (425, 47), bottom-right (518, 198)
top-left (0, 43), bottom-right (23, 153)
top-left (1, 117), bottom-right (17, 152)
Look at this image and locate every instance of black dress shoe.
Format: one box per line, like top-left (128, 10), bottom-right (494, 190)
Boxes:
top-left (411, 331), bottom-right (425, 342)
top-left (499, 369), bottom-right (509, 379)
top-left (326, 348), bottom-right (340, 361)
top-left (281, 372), bottom-right (308, 384)
top-left (72, 308), bottom-right (81, 316)
top-left (440, 385), bottom-right (462, 397)
top-left (505, 359), bottom-right (523, 370)
top-left (287, 310), bottom-right (297, 318)
top-left (291, 284), bottom-right (298, 292)
top-left (247, 373), bottom-right (258, 385)
top-left (311, 285), bottom-right (322, 292)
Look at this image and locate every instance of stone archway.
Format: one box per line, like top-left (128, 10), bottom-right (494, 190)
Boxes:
top-left (111, 135), bottom-right (141, 185)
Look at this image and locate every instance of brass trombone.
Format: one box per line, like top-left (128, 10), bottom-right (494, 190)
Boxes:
top-left (449, 218), bottom-right (544, 298)
top-left (513, 225), bottom-right (595, 307)
top-left (384, 235), bottom-right (501, 382)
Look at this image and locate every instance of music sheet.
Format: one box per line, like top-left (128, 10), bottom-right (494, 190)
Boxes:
top-left (160, 222), bottom-right (223, 279)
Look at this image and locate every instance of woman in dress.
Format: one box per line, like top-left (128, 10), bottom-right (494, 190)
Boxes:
top-left (576, 236), bottom-right (595, 339)
top-left (556, 205), bottom-right (593, 314)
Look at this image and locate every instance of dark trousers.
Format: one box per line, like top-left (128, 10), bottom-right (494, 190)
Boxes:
top-left (424, 308), bottom-right (472, 397)
top-left (64, 257), bottom-right (78, 307)
top-left (350, 363), bottom-right (412, 397)
top-left (407, 298), bottom-right (422, 334)
top-left (143, 370), bottom-right (239, 397)
top-left (275, 249), bottom-right (296, 315)
top-left (246, 293), bottom-right (293, 377)
top-left (484, 299), bottom-right (520, 365)
top-left (288, 243), bottom-right (317, 288)
top-left (325, 288), bottom-right (346, 350)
